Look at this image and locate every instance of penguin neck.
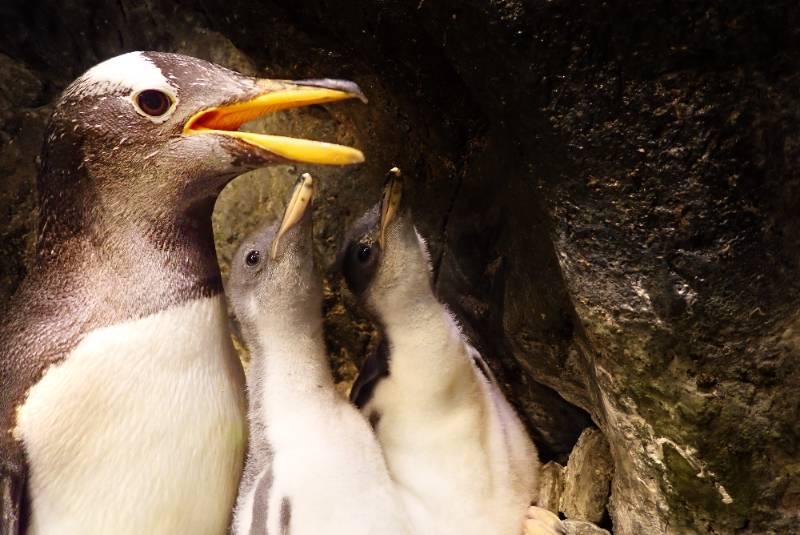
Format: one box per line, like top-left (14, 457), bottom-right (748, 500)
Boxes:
top-left (247, 312), bottom-right (335, 417)
top-left (373, 263), bottom-right (440, 328)
top-left (375, 284), bottom-right (470, 388)
top-left (36, 164), bottom-right (223, 308)
top-left (380, 289), bottom-right (457, 348)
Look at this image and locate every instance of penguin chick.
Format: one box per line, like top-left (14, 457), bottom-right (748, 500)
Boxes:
top-left (227, 174), bottom-right (413, 535)
top-left (0, 51), bottom-right (366, 535)
top-left (340, 169), bottom-right (563, 535)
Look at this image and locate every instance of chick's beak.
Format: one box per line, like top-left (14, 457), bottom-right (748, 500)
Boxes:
top-left (271, 173), bottom-right (315, 259)
top-left (379, 167), bottom-right (403, 248)
top-left (183, 79), bottom-right (367, 165)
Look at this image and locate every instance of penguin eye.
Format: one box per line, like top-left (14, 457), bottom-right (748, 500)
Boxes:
top-left (136, 90), bottom-right (172, 117)
top-left (357, 244), bottom-right (372, 263)
top-left (245, 250), bottom-right (261, 267)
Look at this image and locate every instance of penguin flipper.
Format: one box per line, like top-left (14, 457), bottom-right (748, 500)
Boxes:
top-left (0, 444), bottom-right (27, 535)
top-left (349, 338), bottom-right (390, 409)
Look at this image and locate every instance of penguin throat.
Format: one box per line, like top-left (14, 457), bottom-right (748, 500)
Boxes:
top-left (36, 166), bottom-right (224, 303)
top-left (245, 317), bottom-right (335, 411)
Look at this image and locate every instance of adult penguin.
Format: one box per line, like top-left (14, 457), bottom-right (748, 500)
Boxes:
top-left (0, 51), bottom-right (365, 535)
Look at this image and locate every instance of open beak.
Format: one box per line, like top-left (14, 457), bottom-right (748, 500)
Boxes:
top-left (272, 173), bottom-right (315, 259)
top-left (183, 79), bottom-right (367, 165)
top-left (379, 167), bottom-right (403, 248)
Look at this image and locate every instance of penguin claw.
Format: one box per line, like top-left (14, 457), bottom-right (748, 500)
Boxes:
top-left (524, 506), bottom-right (566, 535)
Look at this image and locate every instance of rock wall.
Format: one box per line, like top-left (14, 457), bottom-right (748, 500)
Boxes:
top-left (1, 1), bottom-right (798, 533)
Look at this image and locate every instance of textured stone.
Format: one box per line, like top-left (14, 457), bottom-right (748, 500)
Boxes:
top-left (0, 54), bottom-right (43, 111)
top-left (563, 519), bottom-right (612, 535)
top-left (0, 52), bottom-right (49, 307)
top-left (561, 429), bottom-right (613, 523)
top-left (537, 461), bottom-right (565, 514)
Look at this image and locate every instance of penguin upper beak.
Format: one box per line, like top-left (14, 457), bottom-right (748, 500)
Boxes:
top-left (378, 167), bottom-right (403, 249)
top-left (183, 79), bottom-right (367, 166)
top-left (271, 173), bottom-right (315, 259)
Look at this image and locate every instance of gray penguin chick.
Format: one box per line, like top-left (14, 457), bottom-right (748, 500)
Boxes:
top-left (227, 174), bottom-right (413, 535)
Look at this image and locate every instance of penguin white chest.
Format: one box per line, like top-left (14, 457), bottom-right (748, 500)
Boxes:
top-left (16, 295), bottom-right (247, 535)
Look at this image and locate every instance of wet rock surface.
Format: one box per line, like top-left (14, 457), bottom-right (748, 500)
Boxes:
top-left (1, 1), bottom-right (799, 533)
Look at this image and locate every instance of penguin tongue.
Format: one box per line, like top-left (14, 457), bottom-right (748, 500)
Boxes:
top-left (183, 83), bottom-right (365, 165)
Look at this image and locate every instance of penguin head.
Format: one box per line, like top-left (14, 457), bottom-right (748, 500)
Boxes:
top-left (228, 173), bottom-right (319, 326)
top-left (39, 51), bottom-right (365, 244)
top-left (339, 168), bottom-right (434, 314)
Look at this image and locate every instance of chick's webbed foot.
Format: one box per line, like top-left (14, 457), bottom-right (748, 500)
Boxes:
top-left (524, 505), bottom-right (565, 535)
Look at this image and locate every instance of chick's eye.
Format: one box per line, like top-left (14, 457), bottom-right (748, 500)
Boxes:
top-left (245, 250), bottom-right (261, 267)
top-left (136, 89), bottom-right (172, 116)
top-left (357, 244), bottom-right (371, 263)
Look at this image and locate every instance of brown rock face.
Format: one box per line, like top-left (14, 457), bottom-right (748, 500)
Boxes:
top-left (563, 519), bottom-right (612, 535)
top-left (1, 1), bottom-right (799, 533)
top-left (560, 429), bottom-right (613, 523)
top-left (537, 461), bottom-right (566, 514)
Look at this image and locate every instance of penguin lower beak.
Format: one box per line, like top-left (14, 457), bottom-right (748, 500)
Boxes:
top-left (271, 173), bottom-right (315, 259)
top-left (183, 79), bottom-right (367, 165)
top-left (379, 167), bottom-right (403, 249)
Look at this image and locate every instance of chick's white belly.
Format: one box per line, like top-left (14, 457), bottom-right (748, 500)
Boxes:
top-left (16, 296), bottom-right (246, 535)
top-left (273, 430), bottom-right (408, 534)
top-left (368, 372), bottom-right (537, 535)
top-left (236, 402), bottom-right (412, 535)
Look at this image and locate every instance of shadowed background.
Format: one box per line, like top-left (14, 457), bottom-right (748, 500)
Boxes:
top-left (0, 1), bottom-right (798, 533)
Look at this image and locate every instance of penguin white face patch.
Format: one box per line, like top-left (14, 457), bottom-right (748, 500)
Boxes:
top-left (66, 51), bottom-right (179, 124)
